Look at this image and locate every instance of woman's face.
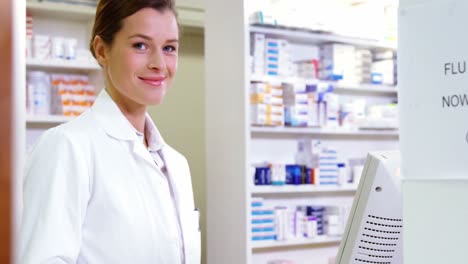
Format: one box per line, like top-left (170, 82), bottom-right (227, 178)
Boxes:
top-left (101, 8), bottom-right (179, 107)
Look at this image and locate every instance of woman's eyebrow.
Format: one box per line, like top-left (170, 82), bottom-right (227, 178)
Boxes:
top-left (128, 35), bottom-right (178, 44)
top-left (128, 33), bottom-right (152, 40)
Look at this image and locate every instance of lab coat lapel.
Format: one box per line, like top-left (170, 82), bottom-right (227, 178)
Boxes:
top-left (131, 140), bottom-right (159, 171)
top-left (91, 90), bottom-right (158, 171)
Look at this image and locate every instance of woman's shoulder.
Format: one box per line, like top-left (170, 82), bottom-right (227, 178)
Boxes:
top-left (32, 110), bottom-right (99, 152)
top-left (53, 110), bottom-right (100, 137)
top-left (163, 144), bottom-right (189, 164)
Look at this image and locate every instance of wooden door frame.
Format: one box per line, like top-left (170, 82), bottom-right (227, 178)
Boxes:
top-left (0, 0), bottom-right (13, 262)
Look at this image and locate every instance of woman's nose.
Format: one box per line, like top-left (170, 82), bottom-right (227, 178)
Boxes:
top-left (147, 50), bottom-right (165, 70)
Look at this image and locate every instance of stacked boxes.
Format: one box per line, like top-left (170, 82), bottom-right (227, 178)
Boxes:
top-left (319, 44), bottom-right (356, 82)
top-left (27, 71), bottom-right (51, 115)
top-left (251, 202), bottom-right (349, 243)
top-left (50, 74), bottom-right (96, 116)
top-left (325, 214), bottom-right (344, 237)
top-left (305, 82), bottom-right (321, 127)
top-left (274, 206), bottom-right (292, 241)
top-left (250, 82), bottom-right (284, 126)
top-left (306, 206), bottom-right (325, 235)
top-left (354, 49), bottom-right (373, 84)
top-left (254, 163), bottom-right (286, 186)
top-left (295, 59), bottom-right (319, 79)
top-left (254, 164), bottom-right (272, 186)
top-left (318, 148), bottom-right (339, 185)
top-left (251, 198), bottom-right (276, 241)
top-left (283, 81), bottom-right (308, 127)
top-left (303, 216), bottom-right (318, 238)
top-left (265, 38), bottom-right (292, 77)
top-left (307, 82), bottom-right (336, 127)
top-left (250, 34), bottom-right (292, 77)
top-left (372, 50), bottom-right (396, 85)
top-left (294, 208), bottom-right (306, 238)
top-left (251, 33), bottom-right (266, 76)
top-left (249, 11), bottom-right (278, 26)
top-left (323, 92), bottom-right (340, 128)
top-left (33, 34), bottom-right (52, 60)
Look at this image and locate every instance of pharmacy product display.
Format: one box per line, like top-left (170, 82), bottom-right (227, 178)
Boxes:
top-left (26, 72), bottom-right (96, 117)
top-left (253, 140), bottom-right (366, 188)
top-left (248, 28), bottom-right (398, 264)
top-left (204, 1), bottom-right (400, 263)
top-left (249, 34), bottom-right (398, 131)
top-left (250, 34), bottom-right (397, 86)
top-left (251, 198), bottom-right (349, 242)
top-left (26, 13), bottom-right (96, 65)
top-left (25, 1), bottom-right (103, 157)
top-left (250, 81), bottom-right (398, 129)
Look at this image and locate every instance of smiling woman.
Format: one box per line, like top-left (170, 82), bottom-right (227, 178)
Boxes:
top-left (91, 2), bottom-right (180, 131)
top-left (19, 0), bottom-right (200, 263)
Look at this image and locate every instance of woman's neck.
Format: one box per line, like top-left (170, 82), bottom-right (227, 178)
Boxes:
top-left (105, 86), bottom-right (147, 133)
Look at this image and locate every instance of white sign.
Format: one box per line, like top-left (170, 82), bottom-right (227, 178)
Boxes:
top-left (399, 0), bottom-right (468, 180)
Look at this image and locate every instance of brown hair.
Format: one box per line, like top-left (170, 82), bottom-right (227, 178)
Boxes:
top-left (89, 0), bottom-right (178, 59)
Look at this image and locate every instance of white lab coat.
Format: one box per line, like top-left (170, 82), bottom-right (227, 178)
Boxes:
top-left (20, 90), bottom-right (201, 264)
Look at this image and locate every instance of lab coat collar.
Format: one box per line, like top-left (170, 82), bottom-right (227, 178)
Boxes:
top-left (144, 114), bottom-right (166, 152)
top-left (91, 89), bottom-right (142, 142)
top-left (135, 116), bottom-right (166, 152)
top-left (91, 89), bottom-right (166, 151)
top-left (92, 89), bottom-right (169, 170)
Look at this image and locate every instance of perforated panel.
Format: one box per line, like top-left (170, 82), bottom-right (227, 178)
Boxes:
top-left (353, 214), bottom-right (402, 264)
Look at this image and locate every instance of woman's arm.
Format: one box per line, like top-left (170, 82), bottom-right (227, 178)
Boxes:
top-left (20, 127), bottom-right (91, 264)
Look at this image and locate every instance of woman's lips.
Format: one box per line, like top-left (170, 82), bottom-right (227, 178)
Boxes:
top-left (139, 76), bottom-right (165, 86)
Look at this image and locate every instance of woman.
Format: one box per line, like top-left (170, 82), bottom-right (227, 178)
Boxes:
top-left (19, 0), bottom-right (200, 263)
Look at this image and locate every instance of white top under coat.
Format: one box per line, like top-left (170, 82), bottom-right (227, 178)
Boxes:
top-left (19, 89), bottom-right (200, 264)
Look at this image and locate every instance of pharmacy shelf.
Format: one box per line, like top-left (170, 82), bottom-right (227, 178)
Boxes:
top-left (251, 236), bottom-right (342, 250)
top-left (250, 75), bottom-right (397, 95)
top-left (332, 82), bottom-right (397, 95)
top-left (251, 185), bottom-right (357, 194)
top-left (26, 1), bottom-right (205, 28)
top-left (26, 1), bottom-right (95, 21)
top-left (26, 115), bottom-right (74, 124)
top-left (250, 126), bottom-right (399, 137)
top-left (250, 25), bottom-right (397, 50)
top-left (26, 58), bottom-right (101, 71)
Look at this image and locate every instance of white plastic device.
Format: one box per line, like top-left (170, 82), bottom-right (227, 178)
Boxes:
top-left (335, 151), bottom-right (402, 264)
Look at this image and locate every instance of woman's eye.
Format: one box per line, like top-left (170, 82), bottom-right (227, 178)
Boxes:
top-left (163, 45), bottom-right (177, 53)
top-left (133, 43), bottom-right (147, 51)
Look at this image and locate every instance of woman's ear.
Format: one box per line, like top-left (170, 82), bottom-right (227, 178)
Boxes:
top-left (93, 35), bottom-right (108, 67)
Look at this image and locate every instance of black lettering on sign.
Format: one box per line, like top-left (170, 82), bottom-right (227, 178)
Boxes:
top-left (444, 61), bottom-right (467, 75)
top-left (442, 94), bottom-right (468, 108)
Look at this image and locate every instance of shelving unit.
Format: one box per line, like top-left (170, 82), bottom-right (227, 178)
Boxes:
top-left (26, 58), bottom-right (101, 71)
top-left (26, 1), bottom-right (95, 21)
top-left (25, 1), bottom-right (101, 153)
top-left (251, 185), bottom-right (357, 195)
top-left (26, 115), bottom-right (74, 124)
top-left (206, 2), bottom-right (399, 264)
top-left (252, 236), bottom-right (342, 250)
top-left (26, 1), bottom-right (205, 29)
top-left (247, 23), bottom-right (398, 263)
top-left (250, 75), bottom-right (397, 95)
top-left (250, 126), bottom-right (399, 137)
top-left (250, 25), bottom-right (397, 50)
